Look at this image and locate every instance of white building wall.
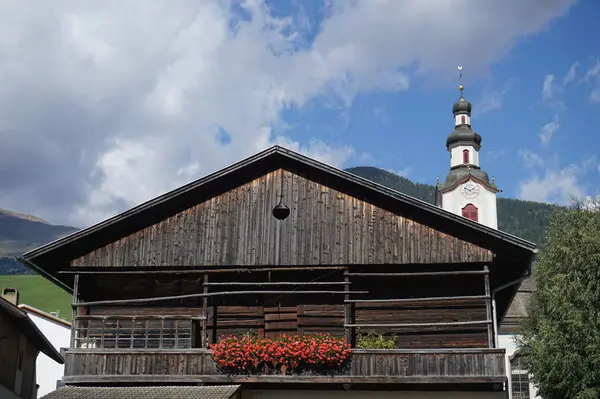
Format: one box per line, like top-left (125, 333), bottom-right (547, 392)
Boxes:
top-left (450, 145), bottom-right (480, 168)
top-left (242, 390), bottom-right (505, 399)
top-left (24, 313), bottom-right (70, 398)
top-left (441, 180), bottom-right (498, 229)
top-left (498, 334), bottom-right (540, 399)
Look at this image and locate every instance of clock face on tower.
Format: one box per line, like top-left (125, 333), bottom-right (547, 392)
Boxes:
top-left (460, 181), bottom-right (480, 199)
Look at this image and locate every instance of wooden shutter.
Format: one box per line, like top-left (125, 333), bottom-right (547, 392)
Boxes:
top-left (264, 306), bottom-right (297, 339)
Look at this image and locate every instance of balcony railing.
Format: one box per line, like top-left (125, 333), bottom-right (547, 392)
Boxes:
top-left (73, 315), bottom-right (198, 349)
top-left (62, 347), bottom-right (506, 385)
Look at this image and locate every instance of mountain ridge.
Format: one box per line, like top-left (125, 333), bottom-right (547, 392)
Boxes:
top-left (0, 166), bottom-right (557, 274)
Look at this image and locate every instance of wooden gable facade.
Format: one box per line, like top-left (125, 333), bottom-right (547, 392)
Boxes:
top-left (21, 146), bottom-right (537, 392)
top-left (71, 168), bottom-right (493, 268)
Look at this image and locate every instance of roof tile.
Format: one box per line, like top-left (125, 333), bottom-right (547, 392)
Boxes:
top-left (40, 385), bottom-right (241, 399)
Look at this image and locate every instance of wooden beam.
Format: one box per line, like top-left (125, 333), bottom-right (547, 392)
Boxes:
top-left (344, 269), bottom-right (351, 345)
top-left (484, 265), bottom-right (494, 348)
top-left (74, 290), bottom-right (369, 307)
top-left (69, 274), bottom-right (79, 348)
top-left (64, 347), bottom-right (505, 354)
top-left (62, 374), bottom-right (508, 385)
top-left (344, 270), bottom-right (488, 277)
top-left (344, 295), bottom-right (489, 303)
top-left (345, 320), bottom-right (492, 328)
top-left (202, 273), bottom-right (208, 349)
top-left (204, 281), bottom-right (350, 286)
top-left (59, 266), bottom-right (347, 275)
top-left (74, 315), bottom-right (206, 320)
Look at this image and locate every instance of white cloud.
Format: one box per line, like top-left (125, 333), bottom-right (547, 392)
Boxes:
top-left (584, 58), bottom-right (600, 82)
top-left (0, 0), bottom-right (578, 226)
top-left (485, 150), bottom-right (505, 163)
top-left (542, 74), bottom-right (555, 101)
top-left (539, 117), bottom-right (560, 146)
top-left (477, 81), bottom-right (513, 115)
top-left (373, 107), bottom-right (389, 124)
top-left (562, 62), bottom-right (578, 85)
top-left (583, 59), bottom-right (600, 104)
top-left (518, 150), bottom-right (598, 204)
top-left (519, 149), bottom-right (546, 169)
top-left (274, 137), bottom-right (355, 167)
top-left (519, 167), bottom-right (584, 204)
top-left (581, 195), bottom-right (600, 211)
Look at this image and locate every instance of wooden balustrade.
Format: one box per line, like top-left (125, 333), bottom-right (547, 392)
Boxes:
top-left (62, 348), bottom-right (506, 385)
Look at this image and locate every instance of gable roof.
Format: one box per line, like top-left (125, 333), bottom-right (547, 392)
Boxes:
top-left (40, 385), bottom-right (241, 399)
top-left (0, 296), bottom-right (65, 364)
top-left (20, 145), bottom-right (537, 294)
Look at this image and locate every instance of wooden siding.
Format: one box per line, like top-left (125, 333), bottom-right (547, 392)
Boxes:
top-left (87, 305), bottom-right (344, 343)
top-left (84, 298), bottom-right (489, 350)
top-left (71, 169), bottom-right (492, 268)
top-left (354, 298), bottom-right (489, 349)
top-left (62, 348), bottom-right (506, 384)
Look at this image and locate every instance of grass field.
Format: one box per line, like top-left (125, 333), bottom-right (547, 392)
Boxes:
top-left (0, 275), bottom-right (72, 320)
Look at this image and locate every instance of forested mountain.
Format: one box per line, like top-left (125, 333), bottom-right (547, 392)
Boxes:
top-left (0, 166), bottom-right (558, 274)
top-left (345, 166), bottom-right (559, 246)
top-left (0, 209), bottom-right (78, 274)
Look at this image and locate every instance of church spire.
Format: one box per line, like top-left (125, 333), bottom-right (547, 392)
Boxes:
top-left (435, 66), bottom-right (499, 230)
top-left (453, 69), bottom-right (472, 127)
top-left (447, 83), bottom-right (480, 152)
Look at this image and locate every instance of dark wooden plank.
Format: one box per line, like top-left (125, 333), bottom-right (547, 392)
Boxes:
top-left (70, 169), bottom-right (493, 268)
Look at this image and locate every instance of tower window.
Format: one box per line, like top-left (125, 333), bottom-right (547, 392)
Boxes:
top-left (463, 149), bottom-right (469, 164)
top-left (461, 115), bottom-right (466, 125)
top-left (462, 204), bottom-right (478, 222)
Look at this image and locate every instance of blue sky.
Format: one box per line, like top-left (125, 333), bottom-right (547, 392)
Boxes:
top-left (274, 0), bottom-right (600, 203)
top-left (0, 0), bottom-right (598, 226)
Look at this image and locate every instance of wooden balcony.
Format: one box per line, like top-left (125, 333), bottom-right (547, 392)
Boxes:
top-left (62, 348), bottom-right (506, 385)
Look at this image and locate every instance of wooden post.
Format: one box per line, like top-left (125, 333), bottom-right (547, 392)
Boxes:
top-left (212, 305), bottom-right (218, 344)
top-left (344, 269), bottom-right (352, 345)
top-left (202, 273), bottom-right (208, 349)
top-left (484, 265), bottom-right (494, 347)
top-left (69, 274), bottom-right (79, 349)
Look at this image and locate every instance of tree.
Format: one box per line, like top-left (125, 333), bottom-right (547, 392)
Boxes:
top-left (517, 196), bottom-right (600, 399)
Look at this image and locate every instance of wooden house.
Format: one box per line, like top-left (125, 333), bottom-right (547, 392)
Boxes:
top-left (0, 288), bottom-right (64, 399)
top-left (20, 146), bottom-right (537, 398)
top-left (18, 303), bottom-right (72, 397)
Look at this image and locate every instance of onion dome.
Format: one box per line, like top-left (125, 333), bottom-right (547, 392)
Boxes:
top-left (446, 85), bottom-right (481, 149)
top-left (446, 125), bottom-right (482, 149)
top-left (452, 85), bottom-right (472, 115)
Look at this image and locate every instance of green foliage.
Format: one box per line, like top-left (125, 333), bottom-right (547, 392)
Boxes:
top-left (516, 201), bottom-right (600, 399)
top-left (355, 330), bottom-right (397, 349)
top-left (346, 166), bottom-right (560, 246)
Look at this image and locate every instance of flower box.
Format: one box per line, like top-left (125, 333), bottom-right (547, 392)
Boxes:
top-left (210, 333), bottom-right (352, 375)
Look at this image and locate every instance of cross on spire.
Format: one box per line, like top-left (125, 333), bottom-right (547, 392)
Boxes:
top-left (458, 65), bottom-right (464, 98)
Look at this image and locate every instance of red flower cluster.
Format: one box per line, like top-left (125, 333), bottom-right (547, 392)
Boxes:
top-left (210, 333), bottom-right (352, 374)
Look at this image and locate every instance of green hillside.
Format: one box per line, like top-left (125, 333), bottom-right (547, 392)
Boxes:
top-left (0, 275), bottom-right (72, 320)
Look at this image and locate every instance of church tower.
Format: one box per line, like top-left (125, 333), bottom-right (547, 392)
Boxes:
top-left (435, 82), bottom-right (500, 229)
